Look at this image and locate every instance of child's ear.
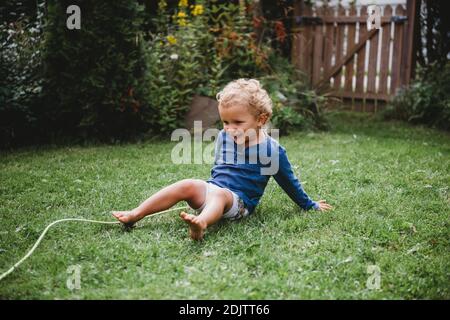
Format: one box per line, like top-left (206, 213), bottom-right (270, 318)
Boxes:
top-left (258, 113), bottom-right (269, 126)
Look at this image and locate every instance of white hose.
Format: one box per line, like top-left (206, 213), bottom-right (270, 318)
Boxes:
top-left (0, 206), bottom-right (189, 281)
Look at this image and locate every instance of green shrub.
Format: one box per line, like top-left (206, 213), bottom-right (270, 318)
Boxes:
top-left (1, 0), bottom-right (329, 148)
top-left (208, 1), bottom-right (272, 81)
top-left (383, 62), bottom-right (450, 131)
top-left (270, 104), bottom-right (306, 134)
top-left (147, 1), bottom-right (327, 136)
top-left (144, 0), bottom-right (220, 133)
top-left (0, 3), bottom-right (45, 148)
top-left (144, 0), bottom-right (273, 133)
top-left (260, 54), bottom-right (329, 134)
top-left (41, 0), bottom-right (153, 140)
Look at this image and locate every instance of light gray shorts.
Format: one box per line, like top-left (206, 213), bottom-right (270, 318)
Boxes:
top-left (189, 181), bottom-right (249, 220)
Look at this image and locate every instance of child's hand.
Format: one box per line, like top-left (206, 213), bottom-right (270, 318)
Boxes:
top-left (315, 200), bottom-right (332, 211)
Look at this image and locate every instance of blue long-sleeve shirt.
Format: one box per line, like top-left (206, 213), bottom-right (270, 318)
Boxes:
top-left (207, 130), bottom-right (318, 214)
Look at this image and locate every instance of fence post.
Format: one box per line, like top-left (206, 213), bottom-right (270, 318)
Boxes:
top-left (292, 0), bottom-right (312, 82)
top-left (402, 0), bottom-right (420, 86)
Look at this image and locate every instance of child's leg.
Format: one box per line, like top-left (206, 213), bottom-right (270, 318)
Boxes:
top-left (112, 179), bottom-right (206, 226)
top-left (180, 187), bottom-right (233, 240)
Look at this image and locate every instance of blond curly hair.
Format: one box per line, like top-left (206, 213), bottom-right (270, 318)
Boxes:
top-left (216, 78), bottom-right (273, 118)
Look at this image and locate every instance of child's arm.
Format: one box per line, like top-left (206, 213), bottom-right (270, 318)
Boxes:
top-left (272, 146), bottom-right (320, 211)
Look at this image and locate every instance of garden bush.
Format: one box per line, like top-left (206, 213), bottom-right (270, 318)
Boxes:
top-left (260, 54), bottom-right (329, 134)
top-left (143, 0), bottom-right (221, 134)
top-left (146, 0), bottom-right (327, 135)
top-left (383, 62), bottom-right (450, 131)
top-left (0, 1), bottom-right (45, 148)
top-left (1, 0), bottom-right (329, 148)
top-left (143, 0), bottom-right (274, 134)
top-left (41, 0), bottom-right (153, 141)
top-left (383, 0), bottom-right (449, 132)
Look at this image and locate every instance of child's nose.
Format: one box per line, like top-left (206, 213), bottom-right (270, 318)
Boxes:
top-left (227, 128), bottom-right (238, 135)
top-left (224, 125), bottom-right (234, 132)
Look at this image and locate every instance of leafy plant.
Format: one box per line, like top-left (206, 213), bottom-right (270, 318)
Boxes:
top-left (0, 1), bottom-right (45, 148)
top-left (41, 0), bottom-right (152, 141)
top-left (383, 62), bottom-right (450, 131)
top-left (260, 54), bottom-right (329, 134)
top-left (1, 0), bottom-right (330, 147)
top-left (144, 0), bottom-right (220, 133)
top-left (145, 0), bottom-right (327, 135)
top-left (208, 0), bottom-right (272, 81)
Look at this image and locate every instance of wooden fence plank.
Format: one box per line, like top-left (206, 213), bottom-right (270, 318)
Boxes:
top-left (291, 1), bottom-right (413, 110)
top-left (402, 0), bottom-right (420, 86)
top-left (303, 5), bottom-right (314, 80)
top-left (379, 5), bottom-right (392, 95)
top-left (316, 27), bottom-right (379, 89)
top-left (320, 16), bottom-right (403, 24)
top-left (355, 6), bottom-right (367, 94)
top-left (334, 5), bottom-right (346, 90)
top-left (391, 5), bottom-right (406, 95)
top-left (292, 0), bottom-right (303, 73)
top-left (367, 10), bottom-right (379, 95)
top-left (334, 91), bottom-right (390, 101)
top-left (312, 6), bottom-right (324, 86)
top-left (344, 5), bottom-right (357, 92)
top-left (323, 5), bottom-right (335, 84)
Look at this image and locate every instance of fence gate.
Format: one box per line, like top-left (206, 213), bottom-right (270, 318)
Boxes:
top-left (291, 0), bottom-right (419, 111)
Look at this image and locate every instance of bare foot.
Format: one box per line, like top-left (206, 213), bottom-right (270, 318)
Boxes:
top-left (179, 211), bottom-right (207, 240)
top-left (112, 209), bottom-right (142, 227)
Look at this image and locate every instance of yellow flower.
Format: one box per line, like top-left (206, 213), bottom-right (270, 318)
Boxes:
top-left (178, 19), bottom-right (188, 27)
top-left (166, 35), bottom-right (177, 45)
top-left (176, 11), bottom-right (188, 26)
top-left (178, 0), bottom-right (188, 7)
top-left (191, 4), bottom-right (204, 16)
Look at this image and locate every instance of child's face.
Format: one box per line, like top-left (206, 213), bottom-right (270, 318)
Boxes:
top-left (218, 103), bottom-right (267, 145)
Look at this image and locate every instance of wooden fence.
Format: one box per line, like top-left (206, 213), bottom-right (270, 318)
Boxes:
top-left (291, 0), bottom-right (419, 111)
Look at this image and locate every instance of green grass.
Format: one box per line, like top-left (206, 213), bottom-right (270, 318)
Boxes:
top-left (0, 111), bottom-right (449, 299)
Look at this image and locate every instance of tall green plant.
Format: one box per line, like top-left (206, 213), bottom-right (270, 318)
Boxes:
top-left (0, 1), bottom-right (45, 148)
top-left (384, 62), bottom-right (450, 131)
top-left (209, 0), bottom-right (272, 81)
top-left (144, 0), bottom-right (226, 133)
top-left (42, 0), bottom-right (152, 140)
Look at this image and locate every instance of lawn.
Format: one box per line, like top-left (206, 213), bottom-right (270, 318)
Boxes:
top-left (0, 111), bottom-right (449, 299)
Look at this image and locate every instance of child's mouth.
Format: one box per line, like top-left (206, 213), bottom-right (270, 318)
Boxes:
top-left (233, 135), bottom-right (242, 143)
